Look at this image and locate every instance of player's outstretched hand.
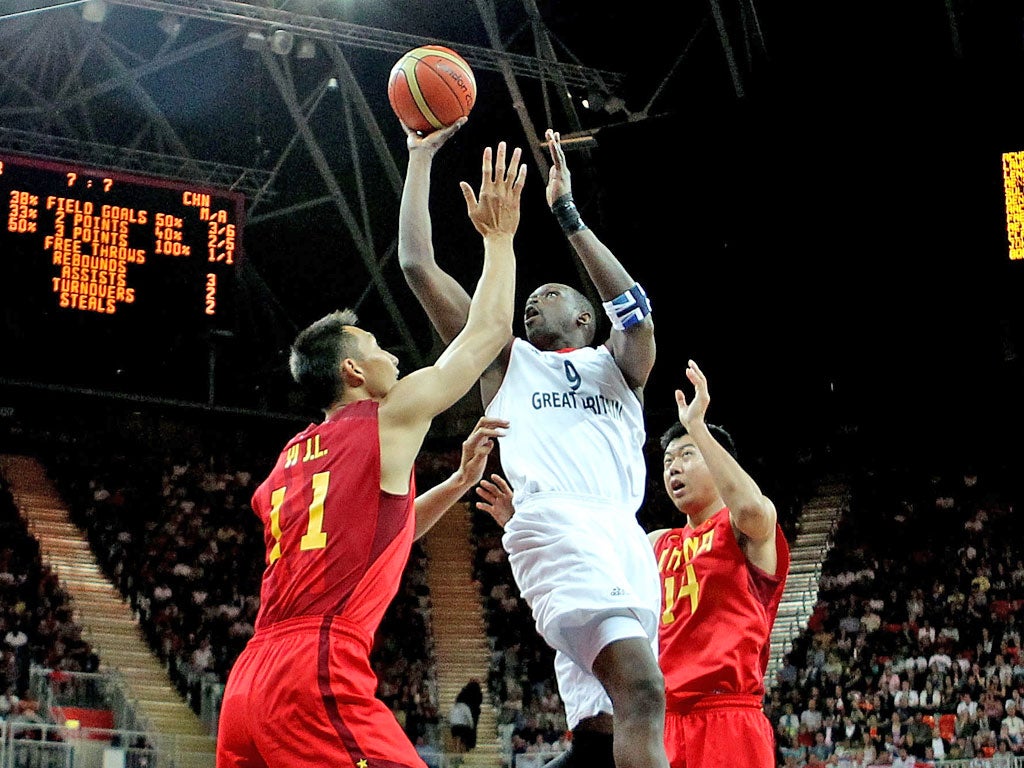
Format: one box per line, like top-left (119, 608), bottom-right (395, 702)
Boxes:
top-left (544, 128), bottom-right (573, 208)
top-left (404, 116), bottom-right (467, 155)
top-left (476, 473), bottom-right (514, 529)
top-left (456, 416), bottom-right (509, 488)
top-left (460, 141), bottom-right (526, 238)
top-left (675, 359), bottom-right (711, 432)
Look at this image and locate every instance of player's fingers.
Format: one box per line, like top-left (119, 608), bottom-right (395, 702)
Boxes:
top-left (490, 475), bottom-right (512, 493)
top-left (505, 147), bottom-right (522, 185)
top-left (545, 129), bottom-right (559, 167)
top-left (459, 181), bottom-right (478, 210)
top-left (689, 359), bottom-right (707, 385)
top-left (472, 430), bottom-right (504, 442)
top-left (476, 416), bottom-right (510, 429)
top-left (481, 145), bottom-right (494, 185)
top-left (469, 422), bottom-right (506, 440)
top-left (552, 131), bottom-right (566, 162)
top-left (465, 436), bottom-right (489, 454)
top-left (512, 164), bottom-right (527, 196)
top-left (494, 141), bottom-right (507, 184)
top-left (467, 422), bottom-right (497, 438)
top-left (427, 119), bottom-right (463, 147)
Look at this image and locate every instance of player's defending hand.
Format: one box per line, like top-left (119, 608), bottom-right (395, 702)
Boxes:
top-left (455, 416), bottom-right (509, 488)
top-left (476, 473), bottom-right (514, 529)
top-left (403, 116), bottom-right (466, 156)
top-left (675, 359), bottom-right (711, 432)
top-left (544, 128), bottom-right (573, 208)
top-left (460, 141), bottom-right (526, 238)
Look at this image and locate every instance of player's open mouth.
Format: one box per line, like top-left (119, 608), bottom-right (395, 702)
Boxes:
top-left (669, 479), bottom-right (685, 497)
top-left (524, 307), bottom-right (540, 324)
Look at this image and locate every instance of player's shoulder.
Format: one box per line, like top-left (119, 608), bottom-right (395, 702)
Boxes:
top-left (648, 526), bottom-right (680, 548)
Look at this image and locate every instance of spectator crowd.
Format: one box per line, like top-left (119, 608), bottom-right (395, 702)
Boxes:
top-left (2, 403), bottom-right (1022, 768)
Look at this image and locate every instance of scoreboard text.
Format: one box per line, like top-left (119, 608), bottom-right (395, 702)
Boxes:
top-left (0, 151), bottom-right (247, 400)
top-left (1, 152), bottom-right (243, 318)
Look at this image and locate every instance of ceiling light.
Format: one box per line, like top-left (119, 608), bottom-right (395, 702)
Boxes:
top-left (81, 0), bottom-right (108, 23)
top-left (243, 31), bottom-right (266, 51)
top-left (158, 13), bottom-right (183, 38)
top-left (270, 30), bottom-right (295, 56)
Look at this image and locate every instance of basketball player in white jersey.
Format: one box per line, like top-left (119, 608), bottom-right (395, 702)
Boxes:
top-left (399, 121), bottom-right (665, 768)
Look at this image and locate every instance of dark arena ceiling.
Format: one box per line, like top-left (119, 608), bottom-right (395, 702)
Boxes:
top-left (1, 0), bottom-right (1023, 456)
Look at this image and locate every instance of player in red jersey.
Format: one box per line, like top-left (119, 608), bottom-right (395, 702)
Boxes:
top-left (647, 359), bottom-right (790, 768)
top-left (215, 124), bottom-right (526, 768)
top-left (475, 359), bottom-right (790, 768)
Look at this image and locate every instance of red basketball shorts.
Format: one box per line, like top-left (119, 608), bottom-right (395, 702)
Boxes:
top-left (216, 615), bottom-right (425, 768)
top-left (664, 694), bottom-right (775, 768)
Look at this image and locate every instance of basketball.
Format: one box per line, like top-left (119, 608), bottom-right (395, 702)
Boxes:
top-left (388, 45), bottom-right (477, 134)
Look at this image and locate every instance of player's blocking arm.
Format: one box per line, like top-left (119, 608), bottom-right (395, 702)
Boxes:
top-left (389, 142), bottom-right (525, 424)
top-left (543, 129), bottom-right (654, 392)
top-left (380, 142), bottom-right (523, 492)
top-left (676, 362), bottom-right (779, 575)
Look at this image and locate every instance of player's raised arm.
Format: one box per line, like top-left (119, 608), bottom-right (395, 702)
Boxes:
top-left (544, 128), bottom-right (655, 394)
top-left (676, 360), bottom-right (779, 571)
top-left (398, 118), bottom-right (475, 345)
top-left (381, 141), bottom-right (525, 485)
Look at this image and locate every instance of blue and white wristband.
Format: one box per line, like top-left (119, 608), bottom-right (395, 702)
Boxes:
top-left (602, 283), bottom-right (652, 330)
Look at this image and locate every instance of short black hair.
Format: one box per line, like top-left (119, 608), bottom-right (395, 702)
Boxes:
top-left (289, 308), bottom-right (359, 412)
top-left (659, 421), bottom-right (738, 459)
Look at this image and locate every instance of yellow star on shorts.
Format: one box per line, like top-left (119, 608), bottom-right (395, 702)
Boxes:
top-left (357, 760), bottom-right (368, 768)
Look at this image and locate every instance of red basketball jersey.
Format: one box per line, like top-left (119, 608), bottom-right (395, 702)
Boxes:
top-left (251, 399), bottom-right (415, 632)
top-left (653, 507), bottom-right (789, 710)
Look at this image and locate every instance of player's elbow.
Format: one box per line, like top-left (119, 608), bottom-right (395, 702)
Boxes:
top-left (622, 316), bottom-right (655, 345)
top-left (399, 262), bottom-right (448, 305)
top-left (733, 502), bottom-right (776, 542)
top-left (397, 250), bottom-right (431, 276)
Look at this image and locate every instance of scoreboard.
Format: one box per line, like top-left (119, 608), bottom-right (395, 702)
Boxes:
top-left (1005, 150), bottom-right (1024, 261)
top-left (0, 152), bottom-right (247, 400)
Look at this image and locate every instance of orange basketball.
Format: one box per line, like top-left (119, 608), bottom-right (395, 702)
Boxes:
top-left (388, 45), bottom-right (477, 134)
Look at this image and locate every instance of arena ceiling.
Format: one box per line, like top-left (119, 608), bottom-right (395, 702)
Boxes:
top-left (1, 0), bottom-right (1023, 452)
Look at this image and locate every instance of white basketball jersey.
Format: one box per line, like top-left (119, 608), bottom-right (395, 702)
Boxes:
top-left (484, 337), bottom-right (647, 514)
